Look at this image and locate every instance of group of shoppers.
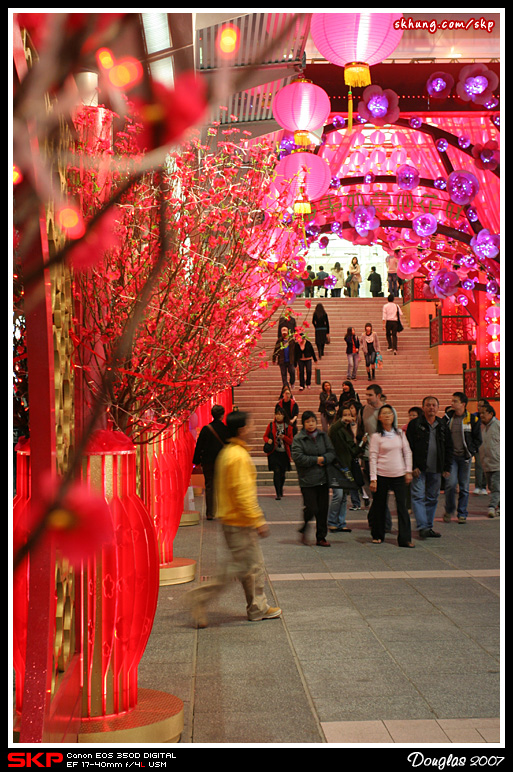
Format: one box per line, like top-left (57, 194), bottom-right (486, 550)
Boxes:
top-left (188, 387), bottom-right (499, 627)
top-left (272, 297), bottom-right (404, 394)
top-left (303, 252), bottom-right (402, 300)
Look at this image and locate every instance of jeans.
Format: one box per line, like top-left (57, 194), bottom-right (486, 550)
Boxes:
top-left (445, 456), bottom-right (472, 519)
top-left (347, 352), bottom-right (359, 379)
top-left (485, 470), bottom-right (500, 511)
top-left (411, 471), bottom-right (442, 531)
top-left (328, 488), bottom-right (348, 529)
top-left (298, 359), bottom-right (313, 388)
top-left (388, 272), bottom-right (399, 297)
top-left (279, 361), bottom-right (295, 387)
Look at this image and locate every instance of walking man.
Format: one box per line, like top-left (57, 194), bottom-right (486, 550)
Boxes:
top-left (478, 403), bottom-right (500, 518)
top-left (186, 411), bottom-right (281, 627)
top-left (272, 326), bottom-right (296, 389)
top-left (406, 396), bottom-right (453, 538)
top-left (443, 392), bottom-right (482, 524)
top-left (192, 404), bottom-right (228, 519)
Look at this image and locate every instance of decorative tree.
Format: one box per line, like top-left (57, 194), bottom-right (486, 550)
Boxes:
top-left (69, 102), bottom-right (307, 442)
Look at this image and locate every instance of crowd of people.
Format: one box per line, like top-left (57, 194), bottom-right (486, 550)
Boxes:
top-left (271, 299), bottom-right (405, 391)
top-left (188, 391), bottom-right (499, 626)
top-left (303, 251), bottom-right (402, 300)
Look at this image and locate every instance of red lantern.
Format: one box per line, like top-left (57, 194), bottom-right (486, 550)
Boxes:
top-left (272, 77), bottom-right (331, 145)
top-left (310, 13), bottom-right (404, 87)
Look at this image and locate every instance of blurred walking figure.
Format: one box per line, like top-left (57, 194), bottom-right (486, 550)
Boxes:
top-left (478, 403), bottom-right (500, 518)
top-left (186, 412), bottom-right (281, 628)
top-left (312, 303), bottom-right (330, 359)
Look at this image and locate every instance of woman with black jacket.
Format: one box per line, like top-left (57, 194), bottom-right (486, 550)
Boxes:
top-left (275, 384), bottom-right (299, 435)
top-left (295, 334), bottom-right (317, 391)
top-left (344, 326), bottom-right (360, 380)
top-left (312, 303), bottom-right (330, 359)
top-left (291, 411), bottom-right (337, 547)
top-left (263, 406), bottom-right (294, 500)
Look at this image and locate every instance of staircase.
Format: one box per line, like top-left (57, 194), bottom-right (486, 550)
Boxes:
top-left (234, 297), bottom-right (463, 485)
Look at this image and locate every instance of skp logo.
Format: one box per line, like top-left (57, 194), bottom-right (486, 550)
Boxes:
top-left (8, 753), bottom-right (64, 767)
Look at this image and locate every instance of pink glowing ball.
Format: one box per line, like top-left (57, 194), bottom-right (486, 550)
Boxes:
top-left (273, 79), bottom-right (331, 133)
top-left (310, 13), bottom-right (403, 68)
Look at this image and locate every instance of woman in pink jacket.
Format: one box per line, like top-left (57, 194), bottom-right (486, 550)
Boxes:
top-left (368, 405), bottom-right (415, 548)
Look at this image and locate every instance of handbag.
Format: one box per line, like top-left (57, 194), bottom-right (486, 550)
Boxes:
top-left (396, 306), bottom-right (404, 333)
top-left (327, 461), bottom-right (358, 490)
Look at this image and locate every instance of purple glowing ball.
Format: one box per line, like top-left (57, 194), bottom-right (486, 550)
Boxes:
top-left (447, 170), bottom-right (480, 206)
top-left (412, 213), bottom-right (438, 237)
top-left (396, 164), bottom-right (420, 191)
top-left (471, 229), bottom-right (500, 259)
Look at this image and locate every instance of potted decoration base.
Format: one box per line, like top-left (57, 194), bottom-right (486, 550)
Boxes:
top-left (78, 689), bottom-right (183, 744)
top-left (159, 557), bottom-right (196, 586)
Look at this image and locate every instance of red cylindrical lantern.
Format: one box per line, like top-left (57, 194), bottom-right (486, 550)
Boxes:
top-left (310, 13), bottom-right (404, 86)
top-left (273, 77), bottom-right (331, 145)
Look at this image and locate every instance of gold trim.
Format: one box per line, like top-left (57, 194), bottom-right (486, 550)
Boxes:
top-left (159, 558), bottom-right (196, 586)
top-left (78, 689), bottom-right (183, 744)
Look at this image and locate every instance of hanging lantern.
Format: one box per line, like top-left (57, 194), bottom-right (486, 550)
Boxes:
top-left (272, 77), bottom-right (331, 146)
top-left (271, 151), bottom-right (331, 209)
top-left (310, 13), bottom-right (404, 87)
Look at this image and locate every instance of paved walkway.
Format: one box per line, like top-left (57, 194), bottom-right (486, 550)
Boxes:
top-left (138, 487), bottom-right (502, 747)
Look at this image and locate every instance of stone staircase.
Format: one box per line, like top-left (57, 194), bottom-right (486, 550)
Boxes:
top-left (233, 297), bottom-right (463, 486)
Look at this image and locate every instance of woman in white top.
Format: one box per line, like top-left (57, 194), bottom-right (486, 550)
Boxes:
top-left (331, 262), bottom-right (345, 297)
top-left (382, 294), bottom-right (404, 354)
top-left (368, 405), bottom-right (414, 548)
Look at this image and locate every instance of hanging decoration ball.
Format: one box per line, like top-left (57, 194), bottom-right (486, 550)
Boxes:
top-left (486, 279), bottom-right (500, 296)
top-left (426, 71), bottom-right (454, 99)
top-left (436, 138), bottom-right (448, 152)
top-left (332, 115), bottom-right (346, 129)
top-left (457, 294), bottom-right (469, 306)
top-left (319, 236), bottom-right (330, 249)
top-left (364, 172), bottom-right (376, 184)
top-left (272, 77), bottom-right (331, 145)
top-left (470, 229), bottom-right (500, 260)
top-left (331, 221), bottom-right (343, 234)
top-left (349, 205), bottom-right (380, 237)
top-left (471, 140), bottom-right (500, 172)
top-left (434, 177), bottom-right (447, 190)
top-left (396, 164), bottom-right (420, 191)
top-left (409, 116), bottom-right (422, 129)
top-left (447, 170), bottom-right (480, 206)
top-left (466, 206), bottom-right (479, 222)
top-left (310, 13), bottom-right (404, 87)
top-left (412, 213), bottom-right (438, 237)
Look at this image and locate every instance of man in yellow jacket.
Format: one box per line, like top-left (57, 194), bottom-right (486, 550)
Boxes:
top-left (186, 411), bottom-right (282, 628)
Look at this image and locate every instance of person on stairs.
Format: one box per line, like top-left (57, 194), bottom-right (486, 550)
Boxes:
top-left (360, 323), bottom-right (381, 381)
top-left (263, 406), bottom-right (294, 500)
top-left (382, 294), bottom-right (404, 355)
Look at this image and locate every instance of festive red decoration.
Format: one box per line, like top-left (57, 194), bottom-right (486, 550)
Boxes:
top-left (272, 77), bottom-right (331, 145)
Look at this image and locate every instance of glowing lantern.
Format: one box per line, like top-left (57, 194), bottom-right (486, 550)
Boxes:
top-left (271, 151), bottom-right (331, 209)
top-left (57, 205), bottom-right (86, 239)
top-left (272, 77), bottom-right (331, 146)
top-left (217, 24), bottom-right (240, 57)
top-left (488, 340), bottom-right (500, 355)
top-left (310, 13), bottom-right (404, 87)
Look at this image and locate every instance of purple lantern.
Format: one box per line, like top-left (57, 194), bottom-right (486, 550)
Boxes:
top-left (471, 229), bottom-right (500, 259)
top-left (349, 205), bottom-right (380, 237)
top-left (412, 213), bottom-right (438, 237)
top-left (396, 164), bottom-right (420, 191)
top-left (447, 170), bottom-right (480, 206)
top-left (426, 71), bottom-right (454, 99)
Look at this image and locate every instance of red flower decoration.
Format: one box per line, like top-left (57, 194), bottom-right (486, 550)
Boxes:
top-left (471, 140), bottom-right (500, 172)
top-left (132, 72), bottom-right (208, 152)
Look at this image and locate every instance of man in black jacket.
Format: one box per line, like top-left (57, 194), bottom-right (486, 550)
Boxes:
top-left (193, 405), bottom-right (229, 519)
top-left (406, 396), bottom-right (453, 538)
top-left (442, 392), bottom-right (482, 524)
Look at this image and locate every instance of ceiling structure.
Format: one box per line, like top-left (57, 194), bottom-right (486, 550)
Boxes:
top-left (138, 11), bottom-right (501, 139)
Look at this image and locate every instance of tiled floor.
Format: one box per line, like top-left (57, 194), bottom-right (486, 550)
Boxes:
top-left (139, 487), bottom-right (503, 747)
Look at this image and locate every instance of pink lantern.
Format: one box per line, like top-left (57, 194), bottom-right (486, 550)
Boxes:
top-left (310, 13), bottom-right (404, 86)
top-left (273, 77), bottom-right (331, 145)
top-left (271, 151), bottom-right (331, 208)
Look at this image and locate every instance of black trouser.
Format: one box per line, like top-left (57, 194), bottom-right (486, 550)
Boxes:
top-left (299, 484), bottom-right (329, 542)
top-left (298, 359), bottom-right (313, 388)
top-left (202, 463), bottom-right (216, 519)
top-left (386, 320), bottom-right (399, 351)
top-left (369, 475), bottom-right (412, 545)
top-left (269, 452), bottom-right (288, 497)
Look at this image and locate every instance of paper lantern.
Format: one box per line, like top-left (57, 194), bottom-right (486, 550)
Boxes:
top-left (310, 13), bottom-right (404, 86)
top-left (272, 77), bottom-right (331, 145)
top-left (271, 151), bottom-right (331, 209)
